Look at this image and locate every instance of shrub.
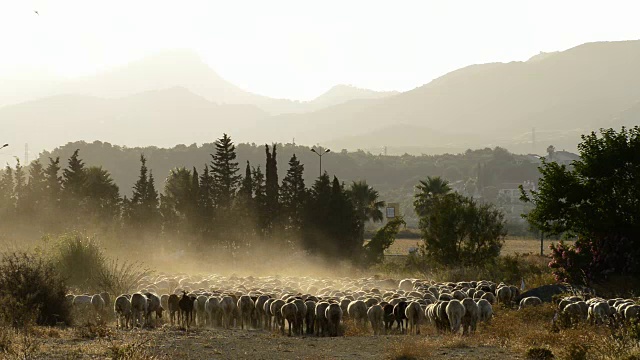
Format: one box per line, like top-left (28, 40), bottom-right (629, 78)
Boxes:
top-left (561, 343), bottom-right (588, 360)
top-left (0, 251), bottom-right (71, 326)
top-left (526, 346), bottom-right (554, 360)
top-left (48, 232), bottom-right (107, 292)
top-left (96, 258), bottom-right (153, 296)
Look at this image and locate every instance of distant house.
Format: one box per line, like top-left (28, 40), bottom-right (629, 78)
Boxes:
top-left (498, 180), bottom-right (535, 204)
top-left (525, 150), bottom-right (580, 166)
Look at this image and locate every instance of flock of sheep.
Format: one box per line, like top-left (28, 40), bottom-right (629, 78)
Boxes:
top-left (556, 295), bottom-right (640, 327)
top-left (66, 274), bottom-right (638, 337)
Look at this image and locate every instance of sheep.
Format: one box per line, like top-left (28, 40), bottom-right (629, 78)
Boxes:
top-left (264, 298), bottom-right (275, 330)
top-left (160, 294), bottom-right (169, 315)
top-left (254, 295), bottom-right (270, 329)
top-left (114, 295), bottom-right (132, 329)
top-left (205, 296), bottom-right (221, 328)
top-left (91, 294), bottom-right (106, 319)
top-left (220, 296), bottom-right (237, 329)
top-left (347, 300), bottom-right (368, 329)
top-left (325, 303), bottom-right (343, 337)
top-left (481, 292), bottom-right (496, 305)
top-left (237, 295), bottom-right (255, 330)
top-left (393, 301), bottom-right (409, 334)
top-left (563, 302), bottom-right (584, 325)
top-left (477, 299), bottom-right (493, 323)
top-left (305, 300), bottom-right (316, 335)
top-left (368, 304), bottom-right (384, 335)
top-left (461, 298), bottom-right (479, 335)
top-left (625, 305), bottom-right (640, 324)
top-left (436, 301), bottom-right (450, 332)
top-left (446, 299), bottom-right (466, 334)
top-left (178, 291), bottom-right (195, 328)
top-left (168, 294), bottom-right (180, 326)
top-left (293, 298), bottom-right (307, 335)
top-left (519, 296), bottom-right (542, 309)
top-left (281, 302), bottom-right (298, 336)
top-left (404, 301), bottom-right (422, 335)
top-left (195, 295), bottom-right (208, 327)
top-left (383, 304), bottom-right (395, 333)
top-left (588, 302), bottom-right (611, 325)
top-left (315, 302), bottom-right (330, 337)
top-left (145, 293), bottom-right (164, 327)
top-left (130, 293), bottom-right (148, 328)
top-left (269, 299), bottom-right (286, 333)
top-left (496, 286), bottom-right (512, 305)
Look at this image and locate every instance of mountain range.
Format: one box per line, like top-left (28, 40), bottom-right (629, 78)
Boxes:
top-left (1, 40), bottom-right (639, 156)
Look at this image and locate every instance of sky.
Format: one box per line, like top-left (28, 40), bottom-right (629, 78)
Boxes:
top-left (1, 0), bottom-right (639, 100)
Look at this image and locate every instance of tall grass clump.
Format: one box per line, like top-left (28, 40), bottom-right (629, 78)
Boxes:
top-left (46, 232), bottom-right (106, 292)
top-left (97, 258), bottom-right (153, 296)
top-left (0, 251), bottom-right (70, 327)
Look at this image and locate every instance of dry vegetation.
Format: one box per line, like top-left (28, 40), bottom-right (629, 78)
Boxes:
top-left (387, 237), bottom-right (574, 256)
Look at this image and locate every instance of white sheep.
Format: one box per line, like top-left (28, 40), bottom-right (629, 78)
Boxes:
top-left (220, 296), bottom-right (236, 329)
top-left (496, 286), bottom-right (512, 305)
top-left (281, 302), bottom-right (298, 336)
top-left (205, 296), bottom-right (221, 328)
top-left (145, 293), bottom-right (164, 327)
top-left (519, 296), bottom-right (542, 309)
top-left (476, 299), bottom-right (493, 323)
top-left (305, 300), bottom-right (316, 335)
top-left (315, 302), bottom-right (330, 337)
top-left (367, 304), bottom-right (384, 335)
top-left (446, 299), bottom-right (466, 334)
top-left (461, 298), bottom-right (479, 335)
top-left (404, 301), bottom-right (423, 335)
top-left (347, 300), bottom-right (368, 328)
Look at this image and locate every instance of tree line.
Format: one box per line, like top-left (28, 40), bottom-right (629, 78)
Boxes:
top-left (0, 134), bottom-right (388, 262)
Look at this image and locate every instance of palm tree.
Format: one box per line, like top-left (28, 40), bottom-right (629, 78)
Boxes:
top-left (414, 176), bottom-right (452, 217)
top-left (348, 181), bottom-right (385, 242)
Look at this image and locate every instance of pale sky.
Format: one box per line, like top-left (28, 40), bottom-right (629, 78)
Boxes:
top-left (1, 0), bottom-right (639, 100)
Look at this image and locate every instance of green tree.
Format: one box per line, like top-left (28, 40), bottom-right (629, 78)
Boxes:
top-left (83, 166), bottom-right (121, 221)
top-left (0, 165), bottom-right (14, 218)
top-left (126, 155), bottom-right (159, 229)
top-left (414, 176), bottom-right (452, 217)
top-left (13, 159), bottom-right (26, 215)
top-left (160, 167), bottom-right (195, 234)
top-left (363, 217), bottom-right (406, 265)
top-left (44, 157), bottom-right (62, 209)
top-left (302, 173), bottom-right (332, 253)
top-left (238, 161), bottom-right (253, 203)
top-left (280, 154), bottom-right (306, 237)
top-left (348, 180), bottom-right (385, 243)
top-left (252, 165), bottom-right (267, 234)
top-left (198, 164), bottom-right (214, 235)
top-left (522, 127), bottom-right (640, 284)
top-left (264, 144), bottom-right (279, 235)
top-left (211, 134), bottom-right (241, 211)
top-left (327, 176), bottom-right (360, 258)
top-left (417, 192), bottom-right (506, 266)
top-left (62, 149), bottom-right (87, 210)
top-left (23, 159), bottom-right (47, 215)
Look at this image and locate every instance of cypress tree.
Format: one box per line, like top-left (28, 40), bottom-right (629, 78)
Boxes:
top-left (198, 165), bottom-right (214, 230)
top-left (264, 144), bottom-right (279, 236)
top-left (44, 157), bottom-right (62, 208)
top-left (238, 161), bottom-right (253, 203)
top-left (302, 173), bottom-right (331, 253)
top-left (210, 134), bottom-right (241, 211)
top-left (0, 166), bottom-right (14, 218)
top-left (23, 159), bottom-right (47, 215)
top-left (13, 159), bottom-right (26, 214)
top-left (281, 154), bottom-right (306, 236)
top-left (252, 165), bottom-right (267, 233)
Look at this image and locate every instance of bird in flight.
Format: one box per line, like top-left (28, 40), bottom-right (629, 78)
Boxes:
top-left (34, 10), bottom-right (39, 15)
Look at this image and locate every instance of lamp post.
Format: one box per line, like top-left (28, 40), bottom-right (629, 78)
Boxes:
top-left (310, 148), bottom-right (330, 177)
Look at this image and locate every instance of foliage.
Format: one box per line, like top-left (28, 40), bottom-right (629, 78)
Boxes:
top-left (348, 180), bottom-right (385, 243)
top-left (522, 127), bottom-right (640, 284)
top-left (416, 192), bottom-right (506, 266)
top-left (280, 154), bottom-right (306, 238)
top-left (49, 232), bottom-right (107, 292)
top-left (413, 176), bottom-right (452, 217)
top-left (363, 217), bottom-right (406, 266)
top-left (96, 258), bottom-right (153, 297)
top-left (0, 251), bottom-right (71, 326)
top-left (211, 133), bottom-right (241, 210)
top-left (526, 346), bottom-right (555, 360)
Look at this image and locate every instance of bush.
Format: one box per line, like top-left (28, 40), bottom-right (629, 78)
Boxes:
top-left (526, 346), bottom-right (554, 360)
top-left (0, 251), bottom-right (71, 326)
top-left (47, 232), bottom-right (107, 292)
top-left (96, 258), bottom-right (153, 296)
top-left (561, 344), bottom-right (588, 360)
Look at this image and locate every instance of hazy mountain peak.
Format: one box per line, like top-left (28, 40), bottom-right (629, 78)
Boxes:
top-left (311, 84), bottom-right (399, 108)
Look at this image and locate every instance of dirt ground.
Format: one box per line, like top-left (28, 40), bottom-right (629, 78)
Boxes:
top-left (31, 325), bottom-right (522, 360)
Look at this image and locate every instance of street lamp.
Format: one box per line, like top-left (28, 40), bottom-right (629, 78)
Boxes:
top-left (311, 148), bottom-right (330, 177)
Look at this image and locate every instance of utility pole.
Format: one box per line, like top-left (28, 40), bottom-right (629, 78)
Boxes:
top-left (310, 148), bottom-right (330, 177)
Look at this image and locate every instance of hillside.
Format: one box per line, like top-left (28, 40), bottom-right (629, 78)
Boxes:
top-left (1, 87), bottom-right (266, 152)
top-left (259, 40), bottom-right (640, 154)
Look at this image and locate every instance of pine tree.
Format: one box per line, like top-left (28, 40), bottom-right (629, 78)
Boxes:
top-left (13, 159), bottom-right (26, 215)
top-left (44, 157), bottom-right (62, 208)
top-left (127, 155), bottom-right (159, 229)
top-left (281, 154), bottom-right (306, 236)
top-left (264, 144), bottom-right (280, 236)
top-left (328, 176), bottom-right (360, 258)
top-left (62, 149), bottom-right (87, 209)
top-left (210, 134), bottom-right (241, 211)
top-left (302, 173), bottom-right (331, 253)
top-left (252, 165), bottom-right (267, 232)
top-left (198, 165), bottom-right (214, 229)
top-left (23, 159), bottom-right (47, 215)
top-left (0, 165), bottom-right (15, 218)
top-left (238, 161), bottom-right (253, 203)
top-left (84, 166), bottom-right (120, 220)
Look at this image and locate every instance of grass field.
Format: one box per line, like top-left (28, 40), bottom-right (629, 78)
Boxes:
top-left (384, 237), bottom-right (574, 256)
